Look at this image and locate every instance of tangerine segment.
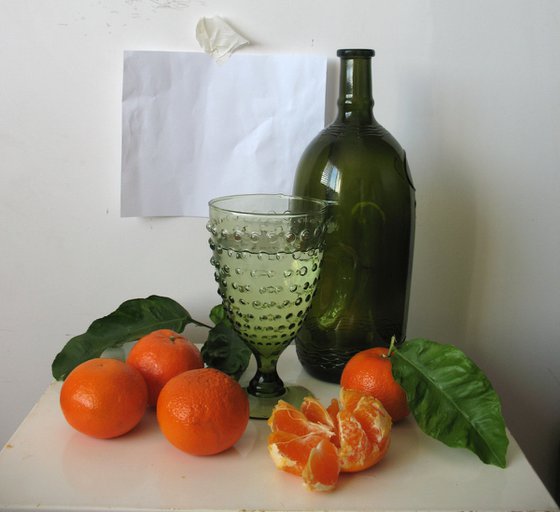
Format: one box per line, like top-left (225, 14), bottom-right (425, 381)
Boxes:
top-left (301, 396), bottom-right (335, 429)
top-left (268, 400), bottom-right (333, 438)
top-left (339, 387), bottom-right (365, 413)
top-left (326, 398), bottom-right (341, 447)
top-left (302, 439), bottom-right (340, 492)
top-left (337, 409), bottom-right (373, 472)
top-left (337, 390), bottom-right (392, 472)
top-left (268, 431), bottom-right (327, 476)
top-left (352, 396), bottom-right (392, 456)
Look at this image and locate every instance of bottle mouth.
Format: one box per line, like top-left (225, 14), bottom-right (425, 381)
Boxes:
top-left (337, 49), bottom-right (375, 58)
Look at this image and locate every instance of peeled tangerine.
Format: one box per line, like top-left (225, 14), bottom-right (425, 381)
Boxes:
top-left (267, 388), bottom-right (392, 491)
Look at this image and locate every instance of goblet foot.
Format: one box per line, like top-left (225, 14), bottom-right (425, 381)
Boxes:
top-left (246, 385), bottom-right (313, 419)
top-left (244, 357), bottom-right (313, 418)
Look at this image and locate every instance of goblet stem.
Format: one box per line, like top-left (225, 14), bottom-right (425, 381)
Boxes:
top-left (244, 346), bottom-right (311, 419)
top-left (247, 351), bottom-right (286, 398)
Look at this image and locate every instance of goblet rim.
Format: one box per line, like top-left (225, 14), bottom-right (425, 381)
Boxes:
top-left (209, 193), bottom-right (328, 219)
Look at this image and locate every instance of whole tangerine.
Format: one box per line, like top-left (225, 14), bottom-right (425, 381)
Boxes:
top-left (126, 329), bottom-right (204, 406)
top-left (60, 358), bottom-right (148, 439)
top-left (340, 346), bottom-right (409, 422)
top-left (157, 367), bottom-right (249, 456)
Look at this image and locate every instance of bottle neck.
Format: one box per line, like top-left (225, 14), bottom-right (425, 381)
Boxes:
top-left (336, 56), bottom-right (374, 124)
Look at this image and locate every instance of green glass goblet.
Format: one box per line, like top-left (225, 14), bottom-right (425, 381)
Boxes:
top-left (207, 194), bottom-right (328, 419)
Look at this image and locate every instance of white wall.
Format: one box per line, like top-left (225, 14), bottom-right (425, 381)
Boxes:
top-left (1, 0), bottom-right (558, 500)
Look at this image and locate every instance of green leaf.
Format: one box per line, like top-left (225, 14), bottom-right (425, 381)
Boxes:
top-left (391, 338), bottom-right (509, 468)
top-left (52, 295), bottom-right (206, 381)
top-left (201, 306), bottom-right (251, 380)
top-left (209, 303), bottom-right (227, 325)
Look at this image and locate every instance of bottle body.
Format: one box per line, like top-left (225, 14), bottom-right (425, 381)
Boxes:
top-left (293, 50), bottom-right (415, 382)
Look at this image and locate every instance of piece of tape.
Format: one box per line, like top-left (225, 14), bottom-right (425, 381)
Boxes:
top-left (195, 16), bottom-right (250, 63)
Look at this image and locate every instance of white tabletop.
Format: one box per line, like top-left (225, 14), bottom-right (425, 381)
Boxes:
top-left (0, 347), bottom-right (558, 512)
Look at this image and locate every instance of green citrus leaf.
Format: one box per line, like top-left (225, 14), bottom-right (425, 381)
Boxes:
top-left (201, 307), bottom-right (251, 381)
top-left (209, 303), bottom-right (227, 326)
top-left (391, 338), bottom-right (509, 468)
top-left (51, 295), bottom-right (204, 381)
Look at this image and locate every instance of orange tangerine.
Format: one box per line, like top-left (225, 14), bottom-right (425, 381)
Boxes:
top-left (157, 368), bottom-right (249, 456)
top-left (127, 329), bottom-right (203, 407)
top-left (60, 358), bottom-right (148, 439)
top-left (341, 346), bottom-right (409, 422)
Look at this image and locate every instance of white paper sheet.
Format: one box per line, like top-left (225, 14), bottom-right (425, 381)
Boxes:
top-left (121, 51), bottom-right (327, 217)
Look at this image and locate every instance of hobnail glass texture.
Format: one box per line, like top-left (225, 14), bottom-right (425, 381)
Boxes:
top-left (207, 194), bottom-right (327, 418)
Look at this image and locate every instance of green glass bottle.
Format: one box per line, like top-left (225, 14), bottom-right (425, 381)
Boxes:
top-left (292, 49), bottom-right (416, 383)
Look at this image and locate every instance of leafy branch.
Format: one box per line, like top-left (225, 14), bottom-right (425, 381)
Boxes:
top-left (51, 296), bottom-right (250, 381)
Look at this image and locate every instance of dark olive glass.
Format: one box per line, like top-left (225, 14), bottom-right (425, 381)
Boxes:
top-left (292, 49), bottom-right (416, 382)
